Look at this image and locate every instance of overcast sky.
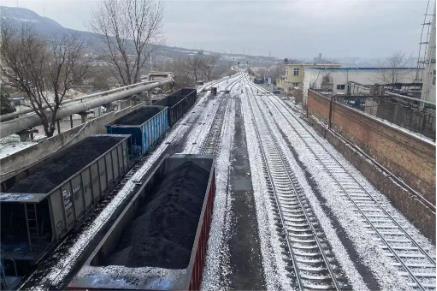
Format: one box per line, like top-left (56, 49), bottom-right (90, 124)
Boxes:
top-left (1, 0), bottom-right (430, 59)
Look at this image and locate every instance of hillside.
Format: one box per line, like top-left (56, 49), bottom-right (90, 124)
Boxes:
top-left (0, 6), bottom-right (279, 66)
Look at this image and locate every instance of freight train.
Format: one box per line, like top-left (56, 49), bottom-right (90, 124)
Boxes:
top-left (68, 154), bottom-right (215, 290)
top-left (0, 88), bottom-right (199, 290)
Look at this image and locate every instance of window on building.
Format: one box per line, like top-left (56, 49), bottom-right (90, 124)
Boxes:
top-left (433, 70), bottom-right (436, 85)
top-left (293, 68), bottom-right (300, 76)
top-left (293, 82), bottom-right (300, 87)
top-left (337, 84), bottom-right (346, 90)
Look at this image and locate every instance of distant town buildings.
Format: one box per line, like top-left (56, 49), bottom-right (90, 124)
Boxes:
top-left (276, 65), bottom-right (419, 105)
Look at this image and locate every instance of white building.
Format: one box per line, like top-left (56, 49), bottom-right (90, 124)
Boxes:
top-left (302, 67), bottom-right (418, 105)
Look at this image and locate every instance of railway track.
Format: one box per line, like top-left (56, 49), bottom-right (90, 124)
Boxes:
top-left (200, 98), bottom-right (228, 155)
top-left (243, 78), bottom-right (350, 290)
top-left (20, 78), bottom-right (239, 289)
top-left (255, 85), bottom-right (436, 290)
top-left (200, 80), bottom-right (239, 155)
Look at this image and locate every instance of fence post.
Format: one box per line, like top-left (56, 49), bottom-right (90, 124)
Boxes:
top-left (329, 95), bottom-right (334, 129)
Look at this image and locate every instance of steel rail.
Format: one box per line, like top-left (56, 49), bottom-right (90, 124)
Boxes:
top-left (18, 76), bottom-right (229, 290)
top-left (267, 92), bottom-right (436, 265)
top-left (262, 91), bottom-right (435, 290)
top-left (253, 83), bottom-right (436, 212)
top-left (244, 76), bottom-right (342, 290)
top-left (192, 76), bottom-right (241, 156)
top-left (248, 82), bottom-right (342, 290)
top-left (243, 82), bottom-right (303, 290)
top-left (199, 78), bottom-right (240, 155)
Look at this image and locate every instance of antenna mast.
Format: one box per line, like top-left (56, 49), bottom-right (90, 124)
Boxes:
top-left (415, 0), bottom-right (435, 81)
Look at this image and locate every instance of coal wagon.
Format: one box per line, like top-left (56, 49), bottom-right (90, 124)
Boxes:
top-left (68, 154), bottom-right (216, 290)
top-left (155, 88), bottom-right (197, 126)
top-left (0, 135), bottom-right (130, 289)
top-left (106, 105), bottom-right (169, 157)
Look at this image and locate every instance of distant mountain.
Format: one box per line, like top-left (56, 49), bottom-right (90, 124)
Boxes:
top-left (0, 6), bottom-right (279, 66)
top-left (1, 6), bottom-right (64, 35)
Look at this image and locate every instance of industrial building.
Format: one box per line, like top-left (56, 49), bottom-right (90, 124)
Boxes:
top-left (276, 65), bottom-right (419, 105)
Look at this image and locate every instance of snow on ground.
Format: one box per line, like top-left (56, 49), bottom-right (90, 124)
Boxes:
top-left (250, 90), bottom-right (370, 290)
top-left (201, 94), bottom-right (235, 290)
top-left (183, 98), bottom-right (222, 153)
top-left (259, 88), bottom-right (435, 289)
top-left (26, 72), bottom-right (435, 290)
top-left (36, 74), bottom-right (245, 288)
top-left (267, 93), bottom-right (435, 250)
top-left (263, 96), bottom-right (407, 289)
top-left (239, 79), bottom-right (290, 290)
top-left (37, 87), bottom-right (217, 288)
top-left (0, 134), bottom-right (36, 159)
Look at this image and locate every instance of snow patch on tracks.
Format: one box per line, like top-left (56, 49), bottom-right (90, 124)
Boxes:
top-left (201, 96), bottom-right (235, 290)
top-left (262, 93), bottom-right (435, 290)
top-left (239, 81), bottom-right (289, 290)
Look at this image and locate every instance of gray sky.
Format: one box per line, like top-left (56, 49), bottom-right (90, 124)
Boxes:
top-left (1, 0), bottom-right (430, 59)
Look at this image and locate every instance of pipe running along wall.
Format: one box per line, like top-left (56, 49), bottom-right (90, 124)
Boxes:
top-left (0, 78), bottom-right (173, 138)
top-left (0, 80), bottom-right (160, 122)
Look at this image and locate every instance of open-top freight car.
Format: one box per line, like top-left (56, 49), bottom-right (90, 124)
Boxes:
top-left (68, 154), bottom-right (216, 290)
top-left (0, 135), bottom-right (130, 289)
top-left (155, 88), bottom-right (197, 126)
top-left (106, 105), bottom-right (169, 157)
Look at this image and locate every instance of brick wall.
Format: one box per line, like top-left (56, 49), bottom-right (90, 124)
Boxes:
top-left (307, 90), bottom-right (436, 205)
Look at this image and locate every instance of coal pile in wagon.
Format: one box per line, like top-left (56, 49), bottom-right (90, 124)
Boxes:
top-left (156, 89), bottom-right (193, 107)
top-left (7, 136), bottom-right (122, 194)
top-left (103, 161), bottom-right (209, 269)
top-left (112, 107), bottom-right (161, 126)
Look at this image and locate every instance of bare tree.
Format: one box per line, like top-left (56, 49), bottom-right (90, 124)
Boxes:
top-left (199, 54), bottom-right (219, 81)
top-left (0, 26), bottom-right (88, 137)
top-left (185, 51), bottom-right (220, 82)
top-left (0, 91), bottom-right (15, 115)
top-left (269, 64), bottom-right (285, 84)
top-left (156, 51), bottom-right (228, 88)
top-left (380, 52), bottom-right (408, 86)
top-left (171, 59), bottom-right (194, 88)
top-left (92, 0), bottom-right (162, 85)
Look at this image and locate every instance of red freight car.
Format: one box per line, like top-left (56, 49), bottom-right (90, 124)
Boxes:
top-left (68, 154), bottom-right (215, 290)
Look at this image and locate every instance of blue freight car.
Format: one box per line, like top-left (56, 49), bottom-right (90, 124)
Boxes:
top-left (156, 88), bottom-right (197, 126)
top-left (106, 105), bottom-right (169, 157)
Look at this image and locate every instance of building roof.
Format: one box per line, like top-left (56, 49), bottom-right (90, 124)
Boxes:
top-left (285, 63), bottom-right (342, 68)
top-left (307, 66), bottom-right (419, 71)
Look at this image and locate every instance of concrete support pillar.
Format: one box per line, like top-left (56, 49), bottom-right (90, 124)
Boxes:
top-left (56, 120), bottom-right (61, 135)
top-left (79, 112), bottom-right (88, 123)
top-left (17, 129), bottom-right (36, 142)
top-left (103, 103), bottom-right (113, 113)
top-left (144, 91), bottom-right (151, 105)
